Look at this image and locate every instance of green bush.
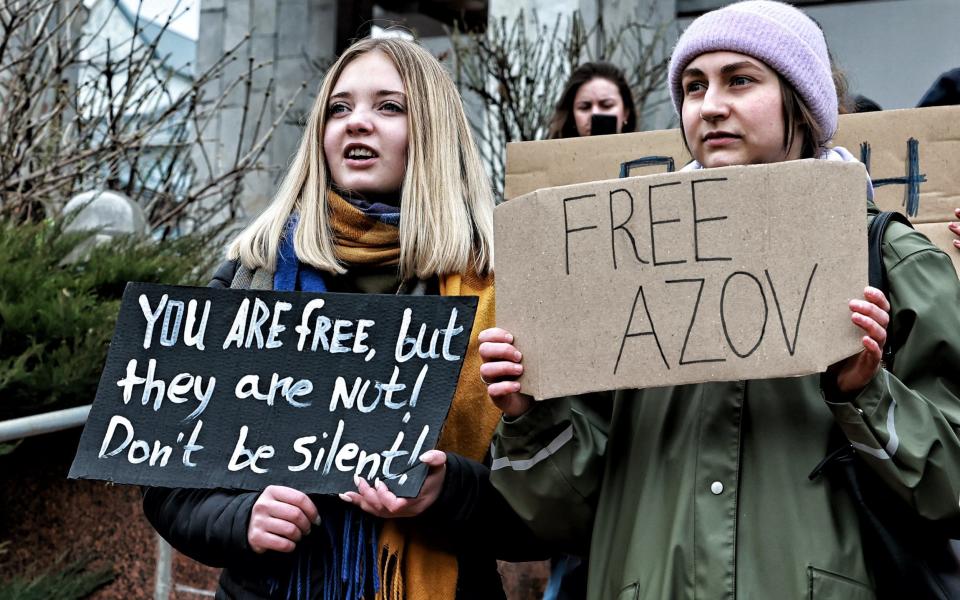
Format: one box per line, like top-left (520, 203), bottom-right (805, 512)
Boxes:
top-left (0, 218), bottom-right (220, 427)
top-left (0, 554), bottom-right (114, 600)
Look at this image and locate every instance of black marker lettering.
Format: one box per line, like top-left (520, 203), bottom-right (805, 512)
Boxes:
top-left (615, 284), bottom-right (669, 373)
top-left (648, 182), bottom-right (685, 267)
top-left (665, 278), bottom-right (725, 365)
top-left (619, 156), bottom-right (676, 178)
top-left (691, 178), bottom-right (731, 262)
top-left (860, 139), bottom-right (926, 217)
top-left (609, 188), bottom-right (649, 268)
top-left (720, 271), bottom-right (768, 359)
top-left (563, 194), bottom-right (599, 275)
top-left (765, 264), bottom-right (818, 356)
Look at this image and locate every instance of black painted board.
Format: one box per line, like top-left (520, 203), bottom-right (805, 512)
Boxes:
top-left (68, 283), bottom-right (478, 498)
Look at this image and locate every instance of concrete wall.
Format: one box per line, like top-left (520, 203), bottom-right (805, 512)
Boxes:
top-left (196, 0), bottom-right (337, 217)
top-left (807, 0), bottom-right (960, 110)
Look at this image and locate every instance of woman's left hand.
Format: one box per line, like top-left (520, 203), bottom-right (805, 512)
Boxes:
top-left (831, 286), bottom-right (890, 393)
top-left (339, 450), bottom-right (446, 518)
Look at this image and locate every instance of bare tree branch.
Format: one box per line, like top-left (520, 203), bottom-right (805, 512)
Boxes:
top-left (0, 0), bottom-right (283, 231)
top-left (447, 8), bottom-right (672, 201)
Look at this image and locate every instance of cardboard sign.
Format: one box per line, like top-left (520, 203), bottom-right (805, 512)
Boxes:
top-left (833, 107), bottom-right (959, 224)
top-left (495, 160), bottom-right (866, 400)
top-left (69, 283), bottom-right (478, 497)
top-left (504, 106), bottom-right (960, 271)
top-left (504, 128), bottom-right (690, 201)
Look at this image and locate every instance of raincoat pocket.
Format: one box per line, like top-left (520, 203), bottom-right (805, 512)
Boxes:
top-left (808, 565), bottom-right (874, 600)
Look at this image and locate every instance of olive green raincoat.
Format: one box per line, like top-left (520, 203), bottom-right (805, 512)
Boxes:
top-left (491, 216), bottom-right (960, 599)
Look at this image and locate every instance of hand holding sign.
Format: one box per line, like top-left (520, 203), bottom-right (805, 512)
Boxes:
top-left (248, 485), bottom-right (320, 554)
top-left (478, 328), bottom-right (532, 418)
top-left (950, 208), bottom-right (960, 250)
top-left (483, 285), bottom-right (893, 406)
top-left (831, 286), bottom-right (890, 394)
top-left (495, 161), bottom-right (869, 399)
top-left (340, 449), bottom-right (447, 517)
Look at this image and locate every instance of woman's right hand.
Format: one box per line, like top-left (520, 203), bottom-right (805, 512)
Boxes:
top-left (478, 327), bottom-right (534, 417)
top-left (949, 208), bottom-right (960, 250)
top-left (247, 485), bottom-right (320, 553)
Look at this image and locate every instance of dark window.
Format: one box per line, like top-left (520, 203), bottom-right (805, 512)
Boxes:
top-left (336, 0), bottom-right (488, 51)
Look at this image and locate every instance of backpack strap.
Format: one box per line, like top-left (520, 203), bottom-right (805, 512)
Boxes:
top-left (867, 211), bottom-right (914, 368)
top-left (868, 211), bottom-right (913, 292)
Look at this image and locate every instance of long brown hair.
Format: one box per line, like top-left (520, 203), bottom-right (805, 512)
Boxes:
top-left (781, 61), bottom-right (849, 159)
top-left (546, 62), bottom-right (638, 139)
top-left (780, 77), bottom-right (822, 159)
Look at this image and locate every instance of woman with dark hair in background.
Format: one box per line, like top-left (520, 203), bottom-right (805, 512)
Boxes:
top-left (546, 62), bottom-right (638, 139)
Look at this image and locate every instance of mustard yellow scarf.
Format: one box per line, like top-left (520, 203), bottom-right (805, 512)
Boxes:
top-left (327, 192), bottom-right (400, 266)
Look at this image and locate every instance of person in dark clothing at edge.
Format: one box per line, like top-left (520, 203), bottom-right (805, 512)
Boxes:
top-left (918, 67), bottom-right (960, 108)
top-left (479, 1), bottom-right (960, 598)
top-left (143, 37), bottom-right (545, 600)
top-left (917, 68), bottom-right (960, 253)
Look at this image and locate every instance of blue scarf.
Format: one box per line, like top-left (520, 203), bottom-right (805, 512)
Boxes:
top-left (271, 204), bottom-right (399, 599)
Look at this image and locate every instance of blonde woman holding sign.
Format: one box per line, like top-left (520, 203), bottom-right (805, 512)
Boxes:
top-left (480, 1), bottom-right (960, 598)
top-left (144, 37), bottom-right (542, 600)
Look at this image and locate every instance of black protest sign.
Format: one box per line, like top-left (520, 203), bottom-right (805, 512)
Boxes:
top-left (69, 283), bottom-right (478, 497)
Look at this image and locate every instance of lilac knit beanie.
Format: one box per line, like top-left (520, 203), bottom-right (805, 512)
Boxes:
top-left (668, 0), bottom-right (837, 143)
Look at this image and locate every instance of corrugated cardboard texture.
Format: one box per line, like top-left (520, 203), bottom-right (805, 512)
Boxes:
top-left (504, 106), bottom-right (960, 272)
top-left (495, 161), bottom-right (866, 400)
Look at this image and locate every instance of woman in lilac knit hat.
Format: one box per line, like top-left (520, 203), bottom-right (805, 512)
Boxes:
top-left (480, 1), bottom-right (960, 598)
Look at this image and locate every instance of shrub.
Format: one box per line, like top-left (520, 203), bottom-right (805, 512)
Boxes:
top-left (0, 217), bottom-right (219, 430)
top-left (0, 553), bottom-right (113, 600)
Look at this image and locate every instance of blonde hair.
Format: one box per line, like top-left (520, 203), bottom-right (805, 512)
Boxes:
top-left (227, 37), bottom-right (494, 279)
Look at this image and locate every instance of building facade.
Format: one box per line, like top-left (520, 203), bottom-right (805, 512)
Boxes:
top-left (195, 0), bottom-right (960, 212)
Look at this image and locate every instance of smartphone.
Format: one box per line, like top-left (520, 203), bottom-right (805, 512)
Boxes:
top-left (590, 114), bottom-right (619, 136)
